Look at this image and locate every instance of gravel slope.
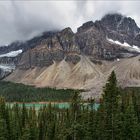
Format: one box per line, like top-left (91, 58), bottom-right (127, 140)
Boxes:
top-left (5, 55), bottom-right (140, 99)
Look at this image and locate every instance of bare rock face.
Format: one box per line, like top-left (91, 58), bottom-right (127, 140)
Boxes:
top-left (0, 57), bottom-right (19, 65)
top-left (65, 54), bottom-right (81, 64)
top-left (76, 23), bottom-right (105, 57)
top-left (0, 68), bottom-right (11, 80)
top-left (101, 13), bottom-right (140, 46)
top-left (77, 21), bottom-right (94, 32)
top-left (17, 27), bottom-right (81, 69)
top-left (134, 34), bottom-right (140, 46)
top-left (0, 69), bottom-right (4, 79)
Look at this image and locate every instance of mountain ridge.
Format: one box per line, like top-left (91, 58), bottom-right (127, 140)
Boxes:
top-left (1, 13), bottom-right (140, 99)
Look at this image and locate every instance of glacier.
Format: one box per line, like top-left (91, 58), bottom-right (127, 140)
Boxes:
top-left (0, 64), bottom-right (15, 72)
top-left (0, 49), bottom-right (22, 58)
top-left (107, 38), bottom-right (140, 53)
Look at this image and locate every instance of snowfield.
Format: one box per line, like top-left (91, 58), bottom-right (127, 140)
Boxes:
top-left (0, 49), bottom-right (22, 58)
top-left (107, 37), bottom-right (140, 53)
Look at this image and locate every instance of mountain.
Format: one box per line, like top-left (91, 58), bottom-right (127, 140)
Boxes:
top-left (0, 31), bottom-right (57, 79)
top-left (1, 13), bottom-right (140, 99)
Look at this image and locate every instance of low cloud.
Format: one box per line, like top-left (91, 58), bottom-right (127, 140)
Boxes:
top-left (0, 0), bottom-right (140, 46)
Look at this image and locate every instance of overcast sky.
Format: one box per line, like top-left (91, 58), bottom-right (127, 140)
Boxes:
top-left (0, 0), bottom-right (140, 46)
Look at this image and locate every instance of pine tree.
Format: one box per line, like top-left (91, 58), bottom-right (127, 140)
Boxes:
top-left (21, 103), bottom-right (28, 129)
top-left (28, 107), bottom-right (38, 140)
top-left (101, 71), bottom-right (120, 140)
top-left (0, 117), bottom-right (8, 140)
top-left (20, 125), bottom-right (30, 140)
top-left (0, 97), bottom-right (11, 140)
top-left (121, 97), bottom-right (140, 140)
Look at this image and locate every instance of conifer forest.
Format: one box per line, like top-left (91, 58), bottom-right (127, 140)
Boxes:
top-left (0, 71), bottom-right (140, 140)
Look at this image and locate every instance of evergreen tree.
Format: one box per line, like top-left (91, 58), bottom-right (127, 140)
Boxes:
top-left (121, 98), bottom-right (140, 140)
top-left (101, 71), bottom-right (120, 140)
top-left (20, 125), bottom-right (30, 140)
top-left (0, 117), bottom-right (8, 140)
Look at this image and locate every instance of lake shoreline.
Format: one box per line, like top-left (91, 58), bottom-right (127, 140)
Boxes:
top-left (6, 101), bottom-right (71, 104)
top-left (6, 100), bottom-right (100, 104)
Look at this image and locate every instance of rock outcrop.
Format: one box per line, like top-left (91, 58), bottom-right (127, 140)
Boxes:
top-left (101, 13), bottom-right (140, 46)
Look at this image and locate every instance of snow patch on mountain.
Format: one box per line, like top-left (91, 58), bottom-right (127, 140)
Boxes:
top-left (0, 50), bottom-right (22, 58)
top-left (0, 64), bottom-right (15, 72)
top-left (107, 37), bottom-right (140, 53)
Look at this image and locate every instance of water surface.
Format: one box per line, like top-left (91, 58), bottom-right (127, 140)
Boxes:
top-left (7, 102), bottom-right (100, 110)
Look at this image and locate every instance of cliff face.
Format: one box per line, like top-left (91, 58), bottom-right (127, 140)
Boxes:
top-left (16, 14), bottom-right (140, 69)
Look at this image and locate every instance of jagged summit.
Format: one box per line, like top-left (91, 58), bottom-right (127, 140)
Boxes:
top-left (77, 21), bottom-right (94, 32)
top-left (101, 13), bottom-right (139, 31)
top-left (60, 27), bottom-right (73, 34)
top-left (101, 13), bottom-right (125, 30)
top-left (101, 13), bottom-right (140, 46)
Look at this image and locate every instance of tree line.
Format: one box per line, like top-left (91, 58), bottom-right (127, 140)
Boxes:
top-left (0, 71), bottom-right (140, 139)
top-left (0, 81), bottom-right (79, 102)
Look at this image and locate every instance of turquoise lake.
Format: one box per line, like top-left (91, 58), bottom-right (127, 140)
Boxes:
top-left (6, 102), bottom-right (100, 110)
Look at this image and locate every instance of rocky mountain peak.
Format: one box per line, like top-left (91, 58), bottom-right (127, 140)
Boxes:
top-left (77, 21), bottom-right (94, 32)
top-left (60, 27), bottom-right (74, 35)
top-left (101, 13), bottom-right (140, 46)
top-left (102, 13), bottom-right (140, 35)
top-left (58, 27), bottom-right (74, 42)
top-left (101, 13), bottom-right (124, 30)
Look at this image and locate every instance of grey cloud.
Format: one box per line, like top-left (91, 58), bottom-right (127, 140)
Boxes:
top-left (0, 0), bottom-right (140, 46)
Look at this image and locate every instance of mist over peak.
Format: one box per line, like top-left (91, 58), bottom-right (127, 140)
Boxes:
top-left (0, 1), bottom-right (140, 46)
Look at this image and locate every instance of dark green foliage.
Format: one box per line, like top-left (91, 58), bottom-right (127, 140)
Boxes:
top-left (0, 72), bottom-right (139, 140)
top-left (100, 71), bottom-right (120, 140)
top-left (0, 117), bottom-right (8, 140)
top-left (0, 81), bottom-right (80, 102)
